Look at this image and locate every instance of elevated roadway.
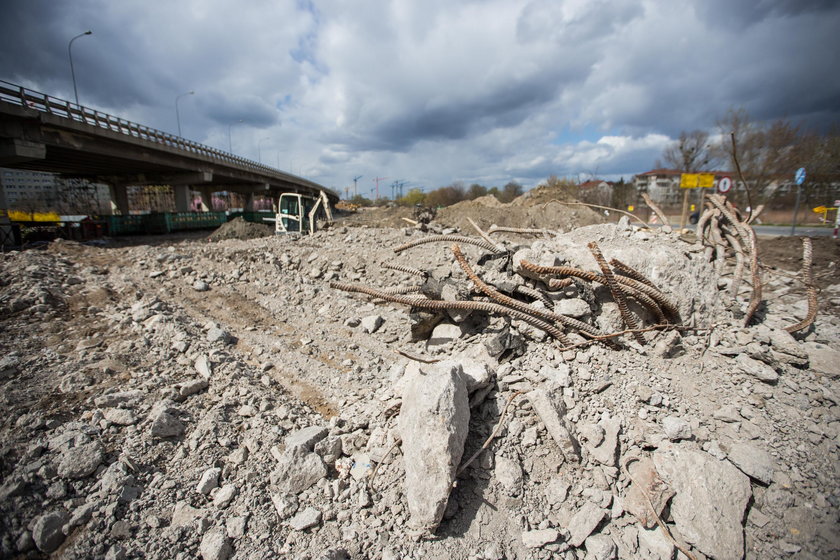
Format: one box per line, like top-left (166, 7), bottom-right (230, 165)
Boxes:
top-left (0, 80), bottom-right (337, 214)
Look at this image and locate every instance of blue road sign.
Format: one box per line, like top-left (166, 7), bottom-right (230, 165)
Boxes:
top-left (795, 167), bottom-right (806, 185)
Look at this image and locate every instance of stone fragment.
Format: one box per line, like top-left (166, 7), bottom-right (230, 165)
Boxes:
top-left (398, 361), bottom-right (469, 533)
top-left (195, 355), bottom-right (213, 378)
top-left (57, 441), bottom-right (103, 479)
top-left (226, 516), bottom-right (247, 539)
top-left (802, 342), bottom-right (840, 378)
top-left (584, 534), bottom-right (617, 560)
top-left (271, 494), bottom-right (299, 520)
top-left (285, 425), bottom-right (328, 452)
top-left (213, 484), bottom-right (237, 508)
top-left (94, 390), bottom-right (145, 407)
top-left (199, 529), bottom-right (232, 560)
top-left (170, 502), bottom-right (204, 529)
top-left (653, 447), bottom-right (751, 560)
top-left (349, 453), bottom-right (372, 481)
top-left (725, 442), bottom-right (777, 485)
top-left (522, 529), bottom-right (559, 548)
top-left (0, 355), bottom-right (20, 378)
top-left (555, 298), bottom-right (591, 318)
top-left (544, 477), bottom-right (571, 506)
top-left (567, 501), bottom-right (606, 547)
top-left (207, 328), bottom-right (232, 344)
top-left (527, 388), bottom-right (580, 462)
top-left (314, 436), bottom-right (342, 464)
top-left (103, 408), bottom-right (138, 426)
top-left (427, 322), bottom-right (463, 348)
top-left (288, 507), bottom-right (322, 531)
top-left (32, 510), bottom-right (69, 553)
top-left (193, 280), bottom-right (210, 292)
top-left (637, 526), bottom-right (675, 560)
top-left (150, 411), bottom-right (185, 438)
top-left (272, 447), bottom-right (328, 495)
top-left (589, 415), bottom-right (620, 466)
top-left (714, 404), bottom-right (742, 423)
top-left (197, 467), bottom-right (221, 495)
top-left (494, 456), bottom-right (523, 495)
top-left (652, 330), bottom-right (684, 358)
top-left (661, 416), bottom-right (691, 441)
top-left (179, 378), bottom-right (209, 398)
top-left (735, 354), bottom-right (779, 383)
top-left (360, 315), bottom-right (384, 334)
top-left (622, 457), bottom-right (674, 529)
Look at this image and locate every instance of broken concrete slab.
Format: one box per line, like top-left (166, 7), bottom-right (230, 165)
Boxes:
top-left (654, 446), bottom-right (751, 560)
top-left (272, 447), bottom-right (328, 495)
top-left (735, 354), bottom-right (779, 384)
top-left (397, 361), bottom-right (469, 533)
top-left (285, 425), bottom-right (328, 452)
top-left (567, 501), bottom-right (606, 547)
top-left (725, 442), bottom-right (777, 485)
top-left (527, 387), bottom-right (580, 462)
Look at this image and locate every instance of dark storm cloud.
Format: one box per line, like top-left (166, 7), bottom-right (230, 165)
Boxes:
top-left (1, 0), bottom-right (839, 188)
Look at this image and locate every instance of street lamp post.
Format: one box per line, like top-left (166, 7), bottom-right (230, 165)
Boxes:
top-left (258, 136), bottom-right (270, 164)
top-left (68, 30), bottom-right (93, 107)
top-left (175, 90), bottom-right (195, 137)
top-left (227, 119), bottom-right (243, 153)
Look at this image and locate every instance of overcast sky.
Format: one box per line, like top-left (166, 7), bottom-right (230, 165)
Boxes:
top-left (2, 0), bottom-right (838, 196)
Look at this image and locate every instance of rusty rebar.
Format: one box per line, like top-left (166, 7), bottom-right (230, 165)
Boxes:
top-left (377, 284), bottom-right (425, 295)
top-left (742, 225), bottom-right (763, 326)
top-left (467, 217), bottom-right (505, 252)
top-left (695, 207), bottom-right (714, 242)
top-left (451, 244), bottom-right (572, 345)
top-left (330, 281), bottom-right (569, 343)
top-left (488, 226), bottom-right (552, 236)
top-left (393, 235), bottom-right (503, 254)
top-left (785, 237), bottom-right (817, 333)
top-left (381, 262), bottom-right (427, 277)
top-left (520, 261), bottom-right (678, 320)
top-left (588, 242), bottom-right (647, 345)
top-left (641, 193), bottom-right (670, 231)
top-left (513, 285), bottom-right (554, 310)
top-left (721, 231), bottom-right (745, 298)
top-left (609, 258), bottom-right (655, 288)
top-left (547, 278), bottom-right (574, 290)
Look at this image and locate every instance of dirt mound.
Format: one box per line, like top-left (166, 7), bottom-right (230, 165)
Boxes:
top-left (207, 216), bottom-right (273, 241)
top-left (335, 205), bottom-right (415, 228)
top-left (436, 196), bottom-right (606, 233)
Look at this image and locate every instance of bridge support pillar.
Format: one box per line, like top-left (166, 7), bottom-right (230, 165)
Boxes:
top-left (174, 185), bottom-right (192, 213)
top-left (108, 184), bottom-right (130, 215)
top-left (245, 193), bottom-right (256, 211)
top-left (197, 187), bottom-right (214, 212)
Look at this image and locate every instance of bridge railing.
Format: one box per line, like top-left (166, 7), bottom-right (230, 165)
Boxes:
top-left (0, 79), bottom-right (308, 185)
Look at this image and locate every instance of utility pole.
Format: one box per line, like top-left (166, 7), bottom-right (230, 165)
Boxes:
top-left (352, 175), bottom-right (362, 198)
top-left (373, 177), bottom-right (387, 200)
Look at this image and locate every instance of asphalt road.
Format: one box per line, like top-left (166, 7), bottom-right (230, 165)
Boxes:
top-left (666, 223), bottom-right (835, 237)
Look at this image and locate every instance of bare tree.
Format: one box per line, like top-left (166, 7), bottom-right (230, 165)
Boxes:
top-left (714, 108), bottom-right (803, 207)
top-left (661, 130), bottom-right (715, 172)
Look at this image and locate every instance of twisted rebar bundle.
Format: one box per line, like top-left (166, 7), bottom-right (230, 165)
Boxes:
top-left (588, 242), bottom-right (647, 345)
top-left (330, 281), bottom-right (570, 343)
top-left (785, 237), bottom-right (817, 333)
top-left (519, 261), bottom-right (678, 320)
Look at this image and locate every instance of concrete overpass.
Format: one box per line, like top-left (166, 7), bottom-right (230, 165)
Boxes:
top-left (0, 80), bottom-right (337, 214)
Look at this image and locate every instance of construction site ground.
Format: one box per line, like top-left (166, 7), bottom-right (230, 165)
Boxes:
top-left (1, 192), bottom-right (839, 560)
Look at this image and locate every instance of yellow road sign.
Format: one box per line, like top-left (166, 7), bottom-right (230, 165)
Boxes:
top-left (680, 173), bottom-right (715, 188)
top-left (698, 173), bottom-right (715, 188)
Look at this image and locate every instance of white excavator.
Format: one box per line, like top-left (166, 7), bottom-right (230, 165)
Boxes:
top-left (266, 190), bottom-right (334, 235)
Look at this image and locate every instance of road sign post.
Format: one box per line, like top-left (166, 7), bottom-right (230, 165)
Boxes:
top-left (679, 173), bottom-right (713, 229)
top-left (834, 200), bottom-right (840, 239)
top-left (791, 167), bottom-right (806, 236)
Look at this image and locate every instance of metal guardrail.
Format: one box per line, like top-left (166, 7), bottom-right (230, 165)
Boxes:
top-left (0, 79), bottom-right (321, 188)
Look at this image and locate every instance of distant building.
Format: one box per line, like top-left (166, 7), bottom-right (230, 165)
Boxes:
top-left (633, 168), bottom-right (732, 207)
top-left (0, 167), bottom-right (57, 208)
top-left (0, 167), bottom-right (111, 214)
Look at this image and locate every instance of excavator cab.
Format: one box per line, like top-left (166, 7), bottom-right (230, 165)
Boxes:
top-left (269, 191), bottom-right (333, 235)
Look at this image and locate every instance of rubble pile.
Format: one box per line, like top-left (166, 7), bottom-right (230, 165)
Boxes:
top-left (0, 221), bottom-right (838, 560)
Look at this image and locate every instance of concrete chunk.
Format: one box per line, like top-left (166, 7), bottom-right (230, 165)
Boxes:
top-left (398, 361), bottom-right (469, 533)
top-left (654, 447), bottom-right (751, 560)
top-left (527, 388), bottom-right (580, 462)
top-left (567, 501), bottom-right (606, 547)
top-left (285, 425), bottom-right (328, 452)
